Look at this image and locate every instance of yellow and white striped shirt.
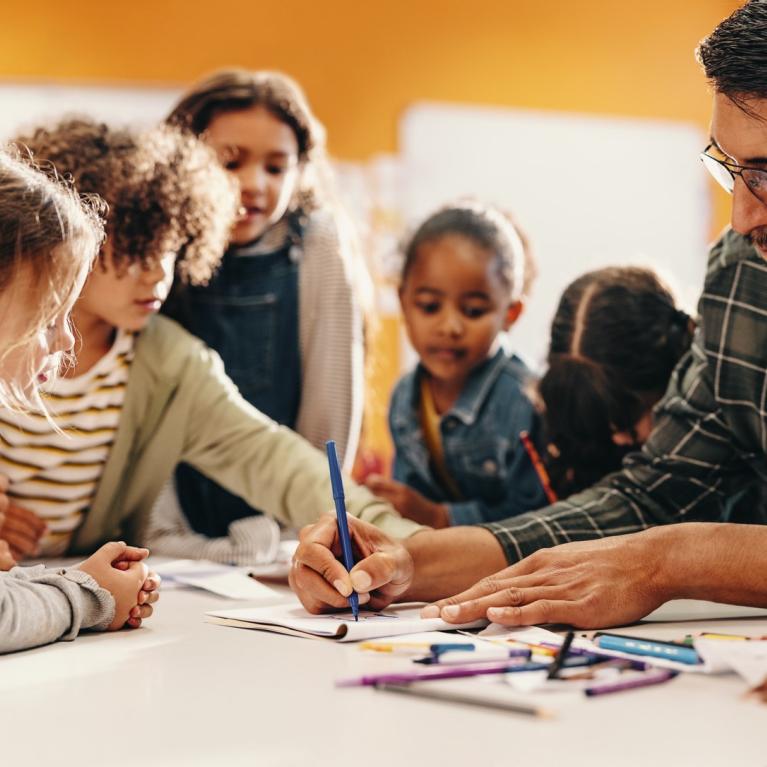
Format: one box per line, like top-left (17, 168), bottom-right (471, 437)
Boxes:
top-left (0, 330), bottom-right (135, 556)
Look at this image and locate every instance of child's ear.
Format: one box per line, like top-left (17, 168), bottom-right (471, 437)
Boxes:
top-left (504, 301), bottom-right (524, 330)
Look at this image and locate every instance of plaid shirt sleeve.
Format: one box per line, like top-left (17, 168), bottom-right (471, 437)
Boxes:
top-left (481, 230), bottom-right (767, 564)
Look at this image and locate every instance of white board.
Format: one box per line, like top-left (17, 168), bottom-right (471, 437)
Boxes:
top-left (400, 102), bottom-right (710, 367)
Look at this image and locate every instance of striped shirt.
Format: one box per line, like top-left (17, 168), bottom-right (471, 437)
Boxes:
top-left (0, 330), bottom-right (135, 556)
top-left (482, 229), bottom-right (767, 563)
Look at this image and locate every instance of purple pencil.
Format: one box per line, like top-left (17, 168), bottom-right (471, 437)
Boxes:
top-left (584, 669), bottom-right (678, 697)
top-left (336, 661), bottom-right (550, 688)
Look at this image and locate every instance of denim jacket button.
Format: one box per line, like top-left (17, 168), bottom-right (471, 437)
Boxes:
top-left (444, 418), bottom-right (457, 430)
top-left (482, 459), bottom-right (498, 475)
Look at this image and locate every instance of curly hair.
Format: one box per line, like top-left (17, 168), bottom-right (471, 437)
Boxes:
top-left (0, 146), bottom-right (104, 410)
top-left (167, 68), bottom-right (330, 212)
top-left (12, 118), bottom-right (237, 285)
top-left (538, 266), bottom-right (694, 499)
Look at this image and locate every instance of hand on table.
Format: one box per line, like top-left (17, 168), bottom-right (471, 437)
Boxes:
top-left (76, 542), bottom-right (160, 630)
top-left (421, 532), bottom-right (666, 629)
top-left (289, 512), bottom-right (414, 614)
top-left (365, 475), bottom-right (449, 528)
top-left (113, 549), bottom-right (162, 628)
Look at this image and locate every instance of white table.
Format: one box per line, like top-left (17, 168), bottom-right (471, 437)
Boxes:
top-left (1, 586), bottom-right (764, 767)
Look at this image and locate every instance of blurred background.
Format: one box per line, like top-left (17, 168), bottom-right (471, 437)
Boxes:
top-left (0, 0), bottom-right (742, 471)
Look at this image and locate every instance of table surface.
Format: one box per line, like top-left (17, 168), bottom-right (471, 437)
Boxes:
top-left (1, 582), bottom-right (764, 767)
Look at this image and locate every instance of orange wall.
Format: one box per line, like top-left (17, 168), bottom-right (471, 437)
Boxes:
top-left (1, 1), bottom-right (740, 164)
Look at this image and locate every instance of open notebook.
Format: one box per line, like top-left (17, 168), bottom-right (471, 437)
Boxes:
top-left (205, 602), bottom-right (487, 641)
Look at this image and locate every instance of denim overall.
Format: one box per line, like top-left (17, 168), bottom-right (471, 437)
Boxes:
top-left (163, 219), bottom-right (303, 536)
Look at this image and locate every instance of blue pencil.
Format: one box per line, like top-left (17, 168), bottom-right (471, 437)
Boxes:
top-left (326, 440), bottom-right (359, 621)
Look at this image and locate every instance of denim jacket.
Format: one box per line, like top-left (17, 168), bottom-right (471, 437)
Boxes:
top-left (389, 345), bottom-right (547, 525)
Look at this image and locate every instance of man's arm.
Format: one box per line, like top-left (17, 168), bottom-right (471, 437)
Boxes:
top-left (289, 514), bottom-right (506, 613)
top-left (482, 338), bottom-right (743, 564)
top-left (424, 523), bottom-right (767, 629)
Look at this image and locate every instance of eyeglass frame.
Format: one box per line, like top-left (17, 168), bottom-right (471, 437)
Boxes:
top-left (699, 143), bottom-right (767, 205)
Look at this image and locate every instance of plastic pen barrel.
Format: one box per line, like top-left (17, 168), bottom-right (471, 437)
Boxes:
top-left (326, 440), bottom-right (359, 620)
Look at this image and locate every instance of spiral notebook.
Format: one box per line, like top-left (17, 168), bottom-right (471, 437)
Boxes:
top-left (205, 602), bottom-right (487, 641)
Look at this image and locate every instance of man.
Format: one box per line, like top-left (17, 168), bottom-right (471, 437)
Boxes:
top-left (290, 0), bottom-right (767, 628)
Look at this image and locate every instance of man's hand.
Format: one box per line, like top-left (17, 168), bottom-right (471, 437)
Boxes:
top-left (75, 542), bottom-right (158, 630)
top-left (289, 513), bottom-right (414, 614)
top-left (0, 501), bottom-right (47, 560)
top-left (365, 475), bottom-right (449, 528)
top-left (421, 530), bottom-right (668, 629)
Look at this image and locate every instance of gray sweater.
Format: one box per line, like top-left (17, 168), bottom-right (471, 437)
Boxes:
top-left (0, 566), bottom-right (115, 654)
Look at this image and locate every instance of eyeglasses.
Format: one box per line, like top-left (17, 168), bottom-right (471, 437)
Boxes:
top-left (700, 144), bottom-right (767, 205)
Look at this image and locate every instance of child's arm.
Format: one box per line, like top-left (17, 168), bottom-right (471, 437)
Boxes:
top-left (178, 346), bottom-right (423, 540)
top-left (0, 566), bottom-right (114, 653)
top-left (294, 213), bottom-right (364, 472)
top-left (143, 479), bottom-right (280, 565)
top-left (0, 542), bottom-right (155, 654)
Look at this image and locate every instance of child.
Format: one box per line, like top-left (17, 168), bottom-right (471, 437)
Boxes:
top-left (163, 68), bottom-right (364, 538)
top-left (366, 202), bottom-right (547, 528)
top-left (538, 266), bottom-right (694, 498)
top-left (0, 118), bottom-right (416, 565)
top-left (0, 148), bottom-right (158, 653)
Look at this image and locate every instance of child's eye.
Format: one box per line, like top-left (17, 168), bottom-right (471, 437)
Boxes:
top-left (415, 302), bottom-right (440, 314)
top-left (463, 305), bottom-right (489, 319)
top-left (266, 164), bottom-right (287, 176)
top-left (224, 160), bottom-right (241, 171)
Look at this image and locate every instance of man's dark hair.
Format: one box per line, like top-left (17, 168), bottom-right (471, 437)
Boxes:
top-left (697, 0), bottom-right (767, 110)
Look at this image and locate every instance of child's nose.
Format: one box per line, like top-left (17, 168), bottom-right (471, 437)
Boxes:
top-left (238, 164), bottom-right (268, 195)
top-left (52, 321), bottom-right (76, 356)
top-left (439, 309), bottom-right (464, 337)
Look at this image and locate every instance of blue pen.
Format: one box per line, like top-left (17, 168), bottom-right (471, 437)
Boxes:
top-left (326, 440), bottom-right (359, 621)
top-left (595, 634), bottom-right (700, 665)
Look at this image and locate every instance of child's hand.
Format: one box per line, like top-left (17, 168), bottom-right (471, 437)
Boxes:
top-left (126, 571), bottom-right (162, 629)
top-left (0, 540), bottom-right (15, 571)
top-left (112, 547), bottom-right (162, 628)
top-left (0, 497), bottom-right (47, 560)
top-left (75, 542), bottom-right (152, 630)
top-left (290, 513), bottom-right (414, 614)
top-left (365, 475), bottom-right (450, 528)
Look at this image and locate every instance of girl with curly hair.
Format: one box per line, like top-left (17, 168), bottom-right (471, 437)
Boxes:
top-left (162, 69), bottom-right (365, 539)
top-left (0, 148), bottom-right (159, 653)
top-left (0, 117), bottom-right (417, 566)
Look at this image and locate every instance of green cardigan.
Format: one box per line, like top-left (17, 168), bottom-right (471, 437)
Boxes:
top-left (69, 316), bottom-right (421, 554)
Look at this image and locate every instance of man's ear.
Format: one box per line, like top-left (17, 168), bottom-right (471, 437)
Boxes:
top-left (504, 301), bottom-right (524, 330)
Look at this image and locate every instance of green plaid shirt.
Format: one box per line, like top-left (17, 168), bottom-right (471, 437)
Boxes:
top-left (483, 229), bottom-right (767, 563)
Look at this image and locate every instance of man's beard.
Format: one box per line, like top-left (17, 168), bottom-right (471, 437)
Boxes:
top-left (747, 227), bottom-right (767, 251)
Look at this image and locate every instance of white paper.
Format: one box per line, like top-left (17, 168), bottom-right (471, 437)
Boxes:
top-left (153, 559), bottom-right (283, 601)
top-left (206, 601), bottom-right (487, 641)
top-left (694, 639), bottom-right (767, 686)
top-left (643, 600), bottom-right (767, 622)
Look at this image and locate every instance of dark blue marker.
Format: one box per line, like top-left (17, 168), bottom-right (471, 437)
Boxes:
top-left (326, 440), bottom-right (359, 621)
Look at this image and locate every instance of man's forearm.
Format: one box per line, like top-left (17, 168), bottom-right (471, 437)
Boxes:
top-left (655, 523), bottom-right (767, 606)
top-left (401, 526), bottom-right (507, 602)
